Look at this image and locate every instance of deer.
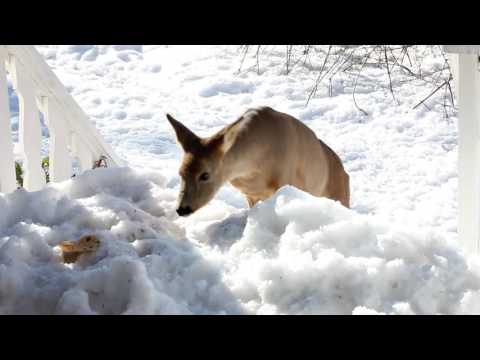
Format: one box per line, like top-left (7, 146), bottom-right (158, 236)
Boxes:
top-left (166, 106), bottom-right (350, 217)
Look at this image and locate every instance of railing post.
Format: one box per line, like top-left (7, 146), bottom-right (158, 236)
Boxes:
top-left (9, 55), bottom-right (46, 191)
top-left (457, 53), bottom-right (480, 254)
top-left (72, 133), bottom-right (94, 172)
top-left (0, 47), bottom-right (17, 193)
top-left (39, 97), bottom-right (72, 182)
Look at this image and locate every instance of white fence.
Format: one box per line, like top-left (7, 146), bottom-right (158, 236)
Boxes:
top-left (0, 45), bottom-right (124, 194)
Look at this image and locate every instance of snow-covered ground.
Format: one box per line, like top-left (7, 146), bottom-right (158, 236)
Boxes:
top-left (1, 45), bottom-right (477, 314)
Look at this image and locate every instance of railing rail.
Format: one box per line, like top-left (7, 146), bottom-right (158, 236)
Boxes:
top-left (0, 45), bottom-right (125, 193)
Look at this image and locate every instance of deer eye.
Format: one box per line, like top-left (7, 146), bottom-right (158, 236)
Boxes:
top-left (199, 172), bottom-right (210, 182)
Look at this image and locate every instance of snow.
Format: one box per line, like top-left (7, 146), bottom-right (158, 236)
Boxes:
top-left (0, 45), bottom-right (473, 314)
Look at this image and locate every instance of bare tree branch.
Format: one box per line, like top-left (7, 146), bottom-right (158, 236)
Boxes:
top-left (412, 80), bottom-right (449, 110)
top-left (306, 45), bottom-right (332, 105)
top-left (384, 46), bottom-right (399, 105)
top-left (352, 46), bottom-right (377, 116)
top-left (237, 45), bottom-right (456, 119)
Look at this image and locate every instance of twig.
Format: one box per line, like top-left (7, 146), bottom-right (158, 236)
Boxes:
top-left (285, 45), bottom-right (294, 74)
top-left (237, 45), bottom-right (250, 74)
top-left (93, 155), bottom-right (108, 169)
top-left (255, 45), bottom-right (261, 74)
top-left (447, 75), bottom-right (455, 109)
top-left (412, 80), bottom-right (449, 110)
top-left (306, 45), bottom-right (332, 105)
top-left (439, 46), bottom-right (456, 110)
top-left (352, 46), bottom-right (377, 116)
top-left (384, 46), bottom-right (399, 105)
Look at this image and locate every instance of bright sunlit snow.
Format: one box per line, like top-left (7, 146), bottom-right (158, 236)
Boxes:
top-left (1, 45), bottom-right (476, 314)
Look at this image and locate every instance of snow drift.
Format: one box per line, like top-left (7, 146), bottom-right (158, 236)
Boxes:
top-left (1, 167), bottom-right (479, 315)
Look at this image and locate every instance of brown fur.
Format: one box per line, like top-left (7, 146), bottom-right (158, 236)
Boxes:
top-left (167, 106), bottom-right (350, 214)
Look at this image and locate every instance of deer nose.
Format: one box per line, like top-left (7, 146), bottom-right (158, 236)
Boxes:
top-left (176, 206), bottom-right (193, 217)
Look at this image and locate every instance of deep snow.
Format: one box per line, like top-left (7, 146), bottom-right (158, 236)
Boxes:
top-left (1, 167), bottom-right (478, 315)
top-left (0, 45), bottom-right (472, 314)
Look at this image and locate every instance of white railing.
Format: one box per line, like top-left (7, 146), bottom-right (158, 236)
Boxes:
top-left (0, 45), bottom-right (125, 194)
top-left (444, 45), bottom-right (480, 254)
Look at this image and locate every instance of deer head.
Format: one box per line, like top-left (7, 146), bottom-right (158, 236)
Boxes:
top-left (166, 114), bottom-right (237, 216)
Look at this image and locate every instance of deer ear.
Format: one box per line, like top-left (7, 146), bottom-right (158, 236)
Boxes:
top-left (209, 127), bottom-right (240, 155)
top-left (166, 114), bottom-right (201, 152)
top-left (217, 117), bottom-right (249, 154)
top-left (220, 131), bottom-right (237, 154)
top-left (209, 120), bottom-right (249, 154)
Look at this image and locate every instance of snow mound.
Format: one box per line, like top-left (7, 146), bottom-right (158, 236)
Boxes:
top-left (1, 168), bottom-right (479, 314)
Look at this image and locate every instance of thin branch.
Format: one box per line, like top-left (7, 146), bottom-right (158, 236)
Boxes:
top-left (237, 45), bottom-right (250, 74)
top-left (255, 45), bottom-right (261, 74)
top-left (384, 46), bottom-right (399, 105)
top-left (447, 75), bottom-right (455, 109)
top-left (306, 45), bottom-right (332, 105)
top-left (352, 46), bottom-right (377, 116)
top-left (412, 80), bottom-right (449, 110)
top-left (285, 45), bottom-right (294, 74)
